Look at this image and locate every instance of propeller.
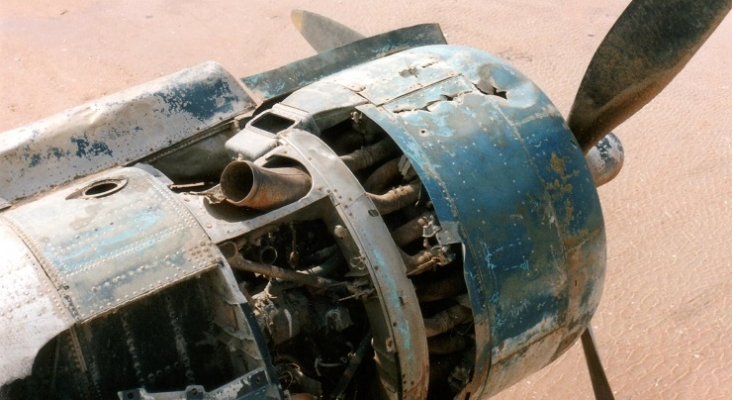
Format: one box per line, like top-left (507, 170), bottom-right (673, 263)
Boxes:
top-left (581, 327), bottom-right (615, 400)
top-left (568, 0), bottom-right (732, 153)
top-left (291, 9), bottom-right (365, 53)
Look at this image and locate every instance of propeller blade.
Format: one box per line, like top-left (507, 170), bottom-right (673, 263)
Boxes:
top-left (291, 9), bottom-right (366, 53)
top-left (568, 0), bottom-right (732, 153)
top-left (581, 327), bottom-right (615, 400)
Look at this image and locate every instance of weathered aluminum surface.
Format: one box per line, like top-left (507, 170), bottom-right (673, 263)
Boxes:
top-left (0, 221), bottom-right (76, 383)
top-left (278, 83), bottom-right (367, 130)
top-left (0, 62), bottom-right (254, 203)
top-left (336, 45), bottom-right (606, 397)
top-left (0, 166), bottom-right (222, 323)
top-left (278, 130), bottom-right (429, 400)
top-left (241, 24), bottom-right (446, 103)
top-left (225, 104), bottom-right (319, 161)
top-left (585, 132), bottom-right (624, 187)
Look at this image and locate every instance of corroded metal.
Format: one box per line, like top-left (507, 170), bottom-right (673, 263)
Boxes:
top-left (241, 24), bottom-right (446, 103)
top-left (0, 62), bottom-right (254, 203)
top-left (342, 45), bottom-right (605, 397)
top-left (277, 130), bottom-right (431, 400)
top-left (0, 15), bottom-right (625, 399)
top-left (220, 160), bottom-right (312, 210)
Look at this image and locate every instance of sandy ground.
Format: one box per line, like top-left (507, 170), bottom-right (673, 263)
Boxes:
top-left (1, 1), bottom-right (730, 399)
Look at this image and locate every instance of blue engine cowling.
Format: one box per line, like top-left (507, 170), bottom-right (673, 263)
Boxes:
top-left (277, 44), bottom-right (606, 398)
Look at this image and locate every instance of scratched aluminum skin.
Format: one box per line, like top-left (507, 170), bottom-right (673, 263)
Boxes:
top-left (0, 165), bottom-right (221, 324)
top-left (0, 62), bottom-right (253, 203)
top-left (292, 45), bottom-right (606, 398)
top-left (0, 222), bottom-right (76, 383)
top-left (241, 24), bottom-right (446, 103)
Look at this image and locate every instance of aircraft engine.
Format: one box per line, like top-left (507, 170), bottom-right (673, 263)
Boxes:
top-left (0, 29), bottom-right (605, 400)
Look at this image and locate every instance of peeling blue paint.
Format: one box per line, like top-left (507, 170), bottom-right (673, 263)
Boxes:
top-left (48, 147), bottom-right (70, 160)
top-left (1, 62), bottom-right (254, 203)
top-left (155, 77), bottom-right (237, 122)
top-left (70, 135), bottom-right (113, 159)
top-left (28, 153), bottom-right (41, 167)
top-left (355, 45), bottom-right (605, 397)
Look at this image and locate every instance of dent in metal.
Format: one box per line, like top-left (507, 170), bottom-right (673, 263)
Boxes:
top-left (350, 45), bottom-right (605, 397)
top-left (241, 24), bottom-right (447, 103)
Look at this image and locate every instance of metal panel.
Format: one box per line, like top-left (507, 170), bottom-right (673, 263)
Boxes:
top-left (279, 130), bottom-right (429, 400)
top-left (0, 62), bottom-right (254, 202)
top-left (241, 24), bottom-right (446, 103)
top-left (355, 45), bottom-right (605, 397)
top-left (0, 221), bottom-right (75, 383)
top-left (0, 166), bottom-right (221, 321)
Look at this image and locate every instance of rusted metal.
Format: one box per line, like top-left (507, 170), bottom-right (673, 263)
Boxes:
top-left (366, 180), bottom-right (422, 215)
top-left (339, 138), bottom-right (399, 172)
top-left (0, 10), bottom-right (667, 397)
top-left (220, 160), bottom-right (312, 210)
top-left (400, 248), bottom-right (439, 275)
top-left (415, 272), bottom-right (467, 303)
top-left (351, 44), bottom-right (606, 397)
top-left (568, 0), bottom-right (732, 153)
top-left (423, 303), bottom-right (473, 338)
top-left (363, 157), bottom-right (401, 193)
top-left (428, 334), bottom-right (469, 355)
top-left (229, 255), bottom-right (337, 289)
top-left (391, 212), bottom-right (433, 247)
top-left (301, 253), bottom-right (345, 277)
top-left (278, 130), bottom-right (430, 400)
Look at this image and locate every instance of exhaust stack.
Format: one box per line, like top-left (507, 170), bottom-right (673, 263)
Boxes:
top-left (221, 160), bottom-right (311, 210)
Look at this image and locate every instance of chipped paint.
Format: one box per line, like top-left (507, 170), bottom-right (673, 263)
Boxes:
top-left (353, 45), bottom-right (605, 398)
top-left (241, 24), bottom-right (447, 103)
top-left (0, 62), bottom-right (253, 203)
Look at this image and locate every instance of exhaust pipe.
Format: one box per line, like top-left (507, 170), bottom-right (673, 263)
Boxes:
top-left (220, 160), bottom-right (312, 210)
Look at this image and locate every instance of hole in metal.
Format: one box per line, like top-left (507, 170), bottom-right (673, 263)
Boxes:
top-left (81, 178), bottom-right (127, 199)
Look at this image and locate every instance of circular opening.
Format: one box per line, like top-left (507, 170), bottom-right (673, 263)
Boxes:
top-left (258, 246), bottom-right (278, 265)
top-left (221, 161), bottom-right (254, 202)
top-left (81, 178), bottom-right (127, 198)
